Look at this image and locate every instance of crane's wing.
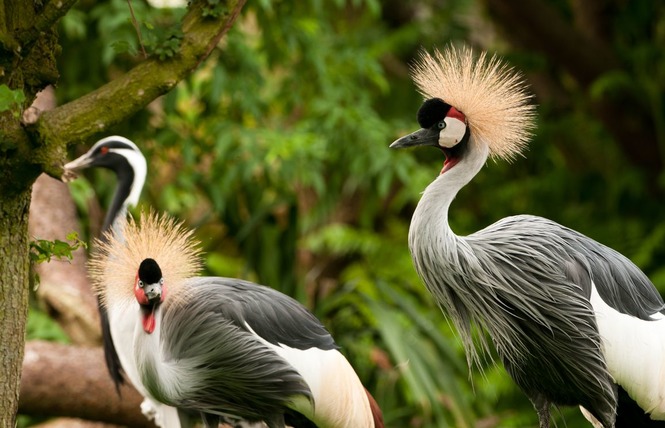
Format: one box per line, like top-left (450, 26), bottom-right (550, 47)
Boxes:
top-left (561, 223), bottom-right (665, 319)
top-left (477, 215), bottom-right (664, 319)
top-left (470, 215), bottom-right (665, 422)
top-left (99, 303), bottom-right (126, 392)
top-left (464, 215), bottom-right (620, 424)
top-left (507, 215), bottom-right (663, 318)
top-left (158, 276), bottom-right (336, 420)
top-left (181, 276), bottom-right (337, 351)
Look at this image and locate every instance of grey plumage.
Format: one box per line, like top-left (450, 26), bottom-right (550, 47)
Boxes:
top-left (156, 276), bottom-right (335, 420)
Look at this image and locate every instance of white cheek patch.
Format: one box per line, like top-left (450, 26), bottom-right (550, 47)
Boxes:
top-left (438, 117), bottom-right (467, 148)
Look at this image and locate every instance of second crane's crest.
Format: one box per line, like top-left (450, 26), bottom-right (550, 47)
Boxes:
top-left (89, 211), bottom-right (203, 307)
top-left (412, 45), bottom-right (536, 160)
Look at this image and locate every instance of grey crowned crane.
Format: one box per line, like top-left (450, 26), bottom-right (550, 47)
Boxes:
top-left (87, 211), bottom-right (384, 428)
top-left (390, 45), bottom-right (665, 428)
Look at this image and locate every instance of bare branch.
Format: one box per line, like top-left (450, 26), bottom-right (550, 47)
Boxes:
top-left (19, 341), bottom-right (154, 427)
top-left (32, 418), bottom-right (123, 428)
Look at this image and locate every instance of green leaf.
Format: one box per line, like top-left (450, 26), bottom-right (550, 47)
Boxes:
top-left (111, 40), bottom-right (133, 54)
top-left (0, 84), bottom-right (25, 114)
top-left (29, 233), bottom-right (87, 265)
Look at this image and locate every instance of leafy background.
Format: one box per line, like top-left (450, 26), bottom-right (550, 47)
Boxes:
top-left (26, 0), bottom-right (665, 427)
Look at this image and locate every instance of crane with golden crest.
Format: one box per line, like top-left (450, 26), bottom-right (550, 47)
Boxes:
top-left (88, 210), bottom-right (383, 428)
top-left (390, 45), bottom-right (665, 427)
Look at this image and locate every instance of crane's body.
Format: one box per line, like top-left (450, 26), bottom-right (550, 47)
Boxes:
top-left (391, 46), bottom-right (665, 427)
top-left (64, 136), bottom-right (147, 390)
top-left (90, 212), bottom-right (382, 428)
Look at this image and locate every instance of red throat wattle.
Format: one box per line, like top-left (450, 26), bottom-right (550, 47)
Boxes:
top-left (134, 273), bottom-right (166, 334)
top-left (142, 307), bottom-right (157, 334)
top-left (439, 157), bottom-right (459, 175)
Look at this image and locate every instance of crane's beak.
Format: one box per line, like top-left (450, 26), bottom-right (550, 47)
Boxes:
top-left (143, 282), bottom-right (163, 303)
top-left (389, 128), bottom-right (440, 149)
top-left (62, 153), bottom-right (94, 182)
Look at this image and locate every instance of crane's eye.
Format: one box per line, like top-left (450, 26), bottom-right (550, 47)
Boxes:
top-left (100, 146), bottom-right (109, 155)
top-left (437, 120), bottom-right (446, 130)
top-left (138, 280), bottom-right (144, 288)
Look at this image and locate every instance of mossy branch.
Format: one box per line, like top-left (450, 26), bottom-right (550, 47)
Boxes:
top-left (16, 0), bottom-right (80, 47)
top-left (29, 0), bottom-right (247, 179)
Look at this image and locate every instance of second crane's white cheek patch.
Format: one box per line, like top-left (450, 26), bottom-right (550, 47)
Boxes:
top-left (439, 117), bottom-right (467, 148)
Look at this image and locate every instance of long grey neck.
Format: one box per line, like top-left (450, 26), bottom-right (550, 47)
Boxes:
top-left (407, 139), bottom-right (491, 367)
top-left (408, 139), bottom-right (489, 250)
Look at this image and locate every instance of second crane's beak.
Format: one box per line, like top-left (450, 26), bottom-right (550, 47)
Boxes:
top-left (389, 128), bottom-right (440, 149)
top-left (62, 153), bottom-right (93, 182)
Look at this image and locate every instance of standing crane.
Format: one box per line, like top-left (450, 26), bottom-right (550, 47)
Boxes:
top-left (87, 210), bottom-right (383, 428)
top-left (389, 45), bottom-right (665, 428)
top-left (64, 137), bottom-right (262, 428)
top-left (64, 136), bottom-right (147, 392)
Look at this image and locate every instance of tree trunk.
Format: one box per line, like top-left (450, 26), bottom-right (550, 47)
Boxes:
top-left (0, 189), bottom-right (32, 428)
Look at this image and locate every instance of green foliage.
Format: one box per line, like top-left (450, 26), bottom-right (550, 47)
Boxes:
top-left (29, 232), bottom-right (87, 265)
top-left (25, 306), bottom-right (70, 343)
top-left (201, 0), bottom-right (228, 18)
top-left (29, 232), bottom-right (87, 289)
top-left (145, 28), bottom-right (184, 60)
top-left (0, 84), bottom-right (25, 117)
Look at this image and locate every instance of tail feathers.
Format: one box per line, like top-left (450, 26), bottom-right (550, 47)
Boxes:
top-left (365, 388), bottom-right (384, 428)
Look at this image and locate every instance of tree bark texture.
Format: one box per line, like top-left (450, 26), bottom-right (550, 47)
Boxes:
top-left (19, 341), bottom-right (155, 428)
top-left (0, 189), bottom-right (32, 428)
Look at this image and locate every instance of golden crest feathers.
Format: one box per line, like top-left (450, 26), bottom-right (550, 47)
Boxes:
top-left (88, 211), bottom-right (203, 307)
top-left (412, 45), bottom-right (536, 160)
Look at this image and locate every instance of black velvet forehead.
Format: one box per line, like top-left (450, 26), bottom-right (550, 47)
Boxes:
top-left (417, 98), bottom-right (451, 128)
top-left (138, 258), bottom-right (163, 283)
